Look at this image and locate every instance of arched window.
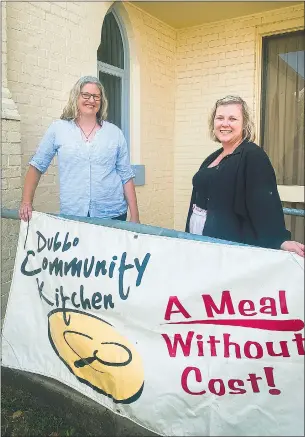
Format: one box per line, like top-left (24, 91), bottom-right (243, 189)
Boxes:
top-left (97, 11), bottom-right (129, 144)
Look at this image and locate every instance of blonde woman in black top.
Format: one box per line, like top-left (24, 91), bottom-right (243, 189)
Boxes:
top-left (186, 95), bottom-right (304, 257)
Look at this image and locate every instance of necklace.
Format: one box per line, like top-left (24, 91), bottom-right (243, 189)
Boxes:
top-left (76, 121), bottom-right (97, 142)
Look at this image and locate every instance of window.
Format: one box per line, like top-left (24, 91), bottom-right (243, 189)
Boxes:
top-left (260, 30), bottom-right (304, 186)
top-left (260, 30), bottom-right (304, 243)
top-left (97, 11), bottom-right (129, 142)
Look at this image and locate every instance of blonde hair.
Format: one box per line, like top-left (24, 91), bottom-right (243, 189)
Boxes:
top-left (208, 95), bottom-right (255, 143)
top-left (60, 76), bottom-right (108, 125)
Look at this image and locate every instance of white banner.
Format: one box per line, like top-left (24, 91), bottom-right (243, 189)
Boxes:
top-left (2, 212), bottom-right (304, 436)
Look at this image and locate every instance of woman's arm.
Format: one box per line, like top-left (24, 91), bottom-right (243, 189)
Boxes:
top-left (123, 179), bottom-right (140, 223)
top-left (19, 122), bottom-right (57, 221)
top-left (115, 130), bottom-right (139, 223)
top-left (19, 166), bottom-right (42, 221)
top-left (245, 147), bottom-right (304, 256)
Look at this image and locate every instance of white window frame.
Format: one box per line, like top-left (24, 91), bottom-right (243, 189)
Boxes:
top-left (97, 9), bottom-right (130, 148)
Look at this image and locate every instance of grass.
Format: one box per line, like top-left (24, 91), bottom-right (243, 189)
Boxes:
top-left (1, 368), bottom-right (155, 437)
top-left (2, 383), bottom-right (86, 436)
top-left (1, 379), bottom-right (113, 437)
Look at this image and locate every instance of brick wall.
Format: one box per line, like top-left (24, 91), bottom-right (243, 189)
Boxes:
top-left (122, 3), bottom-right (176, 228)
top-left (1, 2), bottom-right (22, 325)
top-left (174, 4), bottom-right (304, 231)
top-left (1, 118), bottom-right (22, 324)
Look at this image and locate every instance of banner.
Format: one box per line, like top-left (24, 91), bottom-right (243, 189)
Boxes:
top-left (2, 212), bottom-right (304, 436)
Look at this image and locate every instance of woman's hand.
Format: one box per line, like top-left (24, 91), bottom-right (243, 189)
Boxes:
top-left (280, 241), bottom-right (304, 257)
top-left (130, 215), bottom-right (140, 224)
top-left (19, 201), bottom-right (33, 222)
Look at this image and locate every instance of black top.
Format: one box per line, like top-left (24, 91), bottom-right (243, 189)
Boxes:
top-left (185, 140), bottom-right (291, 249)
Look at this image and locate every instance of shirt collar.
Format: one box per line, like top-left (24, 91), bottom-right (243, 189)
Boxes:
top-left (221, 139), bottom-right (248, 156)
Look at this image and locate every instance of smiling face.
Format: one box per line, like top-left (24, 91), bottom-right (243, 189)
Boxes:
top-left (214, 103), bottom-right (243, 147)
top-left (77, 83), bottom-right (101, 118)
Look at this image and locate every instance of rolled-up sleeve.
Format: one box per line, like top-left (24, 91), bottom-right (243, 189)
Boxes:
top-left (115, 130), bottom-right (135, 184)
top-left (29, 123), bottom-right (57, 173)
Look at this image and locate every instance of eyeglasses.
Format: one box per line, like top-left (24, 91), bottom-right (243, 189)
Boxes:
top-left (80, 92), bottom-right (101, 101)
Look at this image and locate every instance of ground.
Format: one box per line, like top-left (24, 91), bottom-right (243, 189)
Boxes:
top-left (1, 367), bottom-right (156, 437)
top-left (2, 383), bottom-right (95, 436)
top-left (1, 378), bottom-right (113, 436)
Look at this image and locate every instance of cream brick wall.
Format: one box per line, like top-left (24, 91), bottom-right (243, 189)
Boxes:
top-left (122, 3), bottom-right (176, 228)
top-left (174, 4), bottom-right (304, 231)
top-left (6, 1), bottom-right (176, 229)
top-left (1, 2), bottom-right (22, 325)
top-left (1, 116), bottom-right (22, 325)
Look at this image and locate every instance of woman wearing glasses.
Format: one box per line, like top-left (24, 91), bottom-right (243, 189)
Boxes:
top-left (19, 76), bottom-right (139, 223)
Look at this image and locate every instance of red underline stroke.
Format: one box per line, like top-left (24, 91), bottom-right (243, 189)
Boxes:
top-left (163, 319), bottom-right (304, 331)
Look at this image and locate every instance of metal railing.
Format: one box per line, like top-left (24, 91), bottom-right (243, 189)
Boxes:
top-left (1, 208), bottom-right (243, 246)
top-left (1, 206), bottom-right (304, 246)
top-left (282, 207), bottom-right (305, 217)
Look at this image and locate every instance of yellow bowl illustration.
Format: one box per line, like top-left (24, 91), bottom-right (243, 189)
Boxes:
top-left (48, 309), bottom-right (144, 404)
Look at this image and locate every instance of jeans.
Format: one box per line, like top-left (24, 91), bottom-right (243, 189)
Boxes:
top-left (87, 211), bottom-right (127, 221)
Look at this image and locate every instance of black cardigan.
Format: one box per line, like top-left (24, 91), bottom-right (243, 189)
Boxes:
top-left (185, 140), bottom-right (291, 249)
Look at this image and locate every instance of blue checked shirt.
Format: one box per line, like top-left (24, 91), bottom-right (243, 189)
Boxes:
top-left (29, 120), bottom-right (135, 218)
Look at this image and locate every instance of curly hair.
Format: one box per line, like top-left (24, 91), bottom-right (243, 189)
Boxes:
top-left (208, 95), bottom-right (255, 143)
top-left (60, 76), bottom-right (108, 125)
